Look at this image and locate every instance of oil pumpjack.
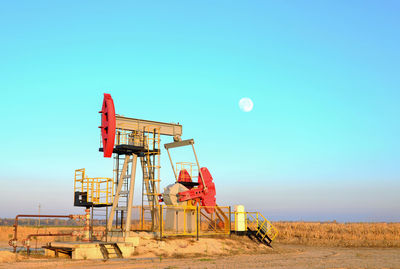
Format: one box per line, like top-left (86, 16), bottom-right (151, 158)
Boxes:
top-left (71, 93), bottom-right (277, 255)
top-left (95, 93), bottom-right (218, 238)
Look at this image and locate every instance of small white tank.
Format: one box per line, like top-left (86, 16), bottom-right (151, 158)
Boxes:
top-left (234, 205), bottom-right (246, 232)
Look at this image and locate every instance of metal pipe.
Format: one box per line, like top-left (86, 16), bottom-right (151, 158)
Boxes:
top-left (166, 148), bottom-right (178, 181)
top-left (24, 233), bottom-right (73, 256)
top-left (11, 214), bottom-right (83, 253)
top-left (83, 208), bottom-right (91, 241)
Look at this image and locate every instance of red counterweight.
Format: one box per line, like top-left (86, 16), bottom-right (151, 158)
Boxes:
top-left (178, 167), bottom-right (216, 213)
top-left (99, 93), bottom-right (116, 158)
top-left (178, 169), bottom-right (192, 183)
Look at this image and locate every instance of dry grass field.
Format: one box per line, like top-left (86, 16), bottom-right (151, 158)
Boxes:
top-left (274, 221), bottom-right (400, 247)
top-left (2, 221), bottom-right (400, 248)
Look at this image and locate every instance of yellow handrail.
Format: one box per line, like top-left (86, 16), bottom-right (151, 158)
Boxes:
top-left (74, 168), bottom-right (113, 205)
top-left (245, 212), bottom-right (278, 241)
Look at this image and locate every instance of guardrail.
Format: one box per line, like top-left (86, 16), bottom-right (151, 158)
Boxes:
top-left (129, 205), bottom-right (231, 238)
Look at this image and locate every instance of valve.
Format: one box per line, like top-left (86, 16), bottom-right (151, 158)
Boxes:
top-left (8, 239), bottom-right (16, 247)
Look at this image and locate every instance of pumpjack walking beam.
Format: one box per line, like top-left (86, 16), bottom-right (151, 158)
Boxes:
top-left (115, 115), bottom-right (182, 138)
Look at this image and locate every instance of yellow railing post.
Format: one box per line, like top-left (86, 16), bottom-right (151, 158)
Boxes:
top-left (141, 206), bottom-right (144, 230)
top-left (159, 205), bottom-right (163, 240)
top-left (196, 205), bottom-right (199, 240)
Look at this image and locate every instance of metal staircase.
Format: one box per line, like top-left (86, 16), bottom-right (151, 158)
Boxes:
top-left (99, 243), bottom-right (123, 259)
top-left (246, 212), bottom-right (278, 246)
top-left (90, 206), bottom-right (108, 240)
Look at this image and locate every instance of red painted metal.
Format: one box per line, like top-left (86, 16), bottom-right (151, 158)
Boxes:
top-left (99, 93), bottom-right (116, 158)
top-left (177, 169), bottom-right (192, 183)
top-left (178, 167), bottom-right (216, 213)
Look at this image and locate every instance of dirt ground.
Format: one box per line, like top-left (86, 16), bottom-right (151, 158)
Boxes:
top-left (1, 242), bottom-right (400, 269)
top-left (1, 225), bottom-right (400, 268)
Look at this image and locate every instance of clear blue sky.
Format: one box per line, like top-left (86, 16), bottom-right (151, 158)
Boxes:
top-left (1, 1), bottom-right (399, 221)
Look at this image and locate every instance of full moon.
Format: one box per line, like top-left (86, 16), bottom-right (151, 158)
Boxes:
top-left (239, 97), bottom-right (254, 112)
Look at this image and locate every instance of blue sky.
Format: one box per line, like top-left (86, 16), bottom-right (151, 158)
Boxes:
top-left (0, 1), bottom-right (399, 221)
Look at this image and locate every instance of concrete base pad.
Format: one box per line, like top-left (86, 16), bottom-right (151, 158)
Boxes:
top-left (45, 240), bottom-right (139, 259)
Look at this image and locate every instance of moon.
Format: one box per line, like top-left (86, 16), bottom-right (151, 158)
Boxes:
top-left (239, 97), bottom-right (254, 112)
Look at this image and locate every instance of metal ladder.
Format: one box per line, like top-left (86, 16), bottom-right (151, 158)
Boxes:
top-left (99, 243), bottom-right (123, 259)
top-left (246, 212), bottom-right (278, 246)
top-left (140, 127), bottom-right (161, 231)
top-left (90, 206), bottom-right (109, 240)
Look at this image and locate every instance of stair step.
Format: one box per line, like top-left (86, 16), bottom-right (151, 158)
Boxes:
top-left (99, 243), bottom-right (123, 260)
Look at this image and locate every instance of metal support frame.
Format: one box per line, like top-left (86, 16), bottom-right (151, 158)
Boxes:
top-left (164, 139), bottom-right (206, 189)
top-left (125, 154), bottom-right (138, 232)
top-left (107, 155), bottom-right (131, 232)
